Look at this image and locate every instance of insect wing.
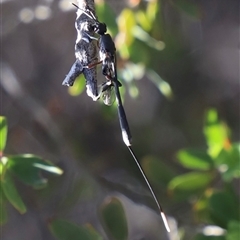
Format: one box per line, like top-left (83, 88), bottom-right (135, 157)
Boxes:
top-left (102, 85), bottom-right (115, 106)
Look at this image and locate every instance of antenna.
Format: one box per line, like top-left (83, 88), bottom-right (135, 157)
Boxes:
top-left (72, 3), bottom-right (97, 20)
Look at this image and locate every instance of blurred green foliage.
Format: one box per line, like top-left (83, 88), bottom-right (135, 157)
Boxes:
top-left (0, 116), bottom-right (63, 224)
top-left (99, 197), bottom-right (128, 240)
top-left (165, 108), bottom-right (240, 239)
top-left (1, 0), bottom-right (239, 239)
top-left (47, 107), bottom-right (239, 239)
top-left (50, 0), bottom-right (239, 237)
top-left (49, 219), bottom-right (103, 240)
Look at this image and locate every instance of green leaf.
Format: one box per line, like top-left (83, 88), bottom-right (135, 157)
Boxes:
top-left (226, 221), bottom-right (240, 240)
top-left (136, 10), bottom-right (151, 32)
top-left (117, 9), bottom-right (136, 46)
top-left (215, 143), bottom-right (240, 181)
top-left (209, 191), bottom-right (239, 228)
top-left (0, 116), bottom-right (7, 152)
top-left (100, 197), bottom-right (128, 240)
top-left (168, 172), bottom-right (213, 193)
top-left (0, 156), bottom-right (8, 175)
top-left (1, 170), bottom-right (26, 214)
top-left (177, 149), bottom-right (213, 170)
top-left (204, 109), bottom-right (229, 158)
top-left (0, 186), bottom-right (8, 224)
top-left (68, 75), bottom-right (85, 96)
top-left (146, 70), bottom-right (173, 100)
top-left (142, 155), bottom-right (175, 186)
top-left (7, 154), bottom-right (63, 188)
top-left (132, 26), bottom-right (165, 51)
top-left (49, 219), bottom-right (100, 240)
top-left (146, 0), bottom-right (159, 26)
top-left (83, 224), bottom-right (103, 240)
top-left (195, 234), bottom-right (226, 240)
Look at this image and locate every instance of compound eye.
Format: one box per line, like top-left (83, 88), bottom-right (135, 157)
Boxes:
top-left (102, 23), bottom-right (107, 33)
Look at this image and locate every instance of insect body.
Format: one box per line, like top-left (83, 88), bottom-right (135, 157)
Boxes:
top-left (62, 3), bottom-right (99, 101)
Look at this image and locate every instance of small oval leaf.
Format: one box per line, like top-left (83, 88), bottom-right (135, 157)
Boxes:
top-left (177, 149), bottom-right (213, 170)
top-left (168, 172), bottom-right (213, 193)
top-left (100, 197), bottom-right (128, 240)
top-left (204, 109), bottom-right (229, 158)
top-left (0, 187), bottom-right (8, 224)
top-left (49, 219), bottom-right (98, 240)
top-left (215, 143), bottom-right (240, 182)
top-left (209, 191), bottom-right (239, 228)
top-left (0, 116), bottom-right (7, 152)
top-left (7, 154), bottom-right (63, 188)
top-left (2, 171), bottom-right (26, 214)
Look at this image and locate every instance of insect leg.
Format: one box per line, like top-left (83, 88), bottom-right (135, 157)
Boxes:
top-left (62, 59), bottom-right (84, 86)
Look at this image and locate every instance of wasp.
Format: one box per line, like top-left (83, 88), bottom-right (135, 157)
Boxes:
top-left (70, 2), bottom-right (170, 232)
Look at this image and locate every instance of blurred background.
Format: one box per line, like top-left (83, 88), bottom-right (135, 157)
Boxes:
top-left (1, 0), bottom-right (239, 239)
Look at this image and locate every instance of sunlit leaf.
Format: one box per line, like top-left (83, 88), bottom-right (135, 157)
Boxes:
top-left (215, 143), bottom-right (240, 181)
top-left (0, 116), bottom-right (7, 152)
top-left (146, 0), bottom-right (159, 25)
top-left (168, 172), bottom-right (213, 193)
top-left (136, 10), bottom-right (151, 31)
top-left (204, 109), bottom-right (229, 158)
top-left (117, 9), bottom-right (135, 46)
top-left (177, 149), bottom-right (213, 170)
top-left (100, 197), bottom-right (128, 240)
top-left (226, 221), bottom-right (240, 240)
top-left (128, 84), bottom-right (139, 98)
top-left (68, 75), bottom-right (85, 96)
top-left (1, 171), bottom-right (26, 214)
top-left (7, 154), bottom-right (63, 188)
top-left (209, 191), bottom-right (239, 229)
top-left (49, 219), bottom-right (99, 240)
top-left (120, 62), bottom-right (145, 83)
top-left (0, 156), bottom-right (8, 177)
top-left (146, 70), bottom-right (173, 100)
top-left (132, 26), bottom-right (165, 50)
